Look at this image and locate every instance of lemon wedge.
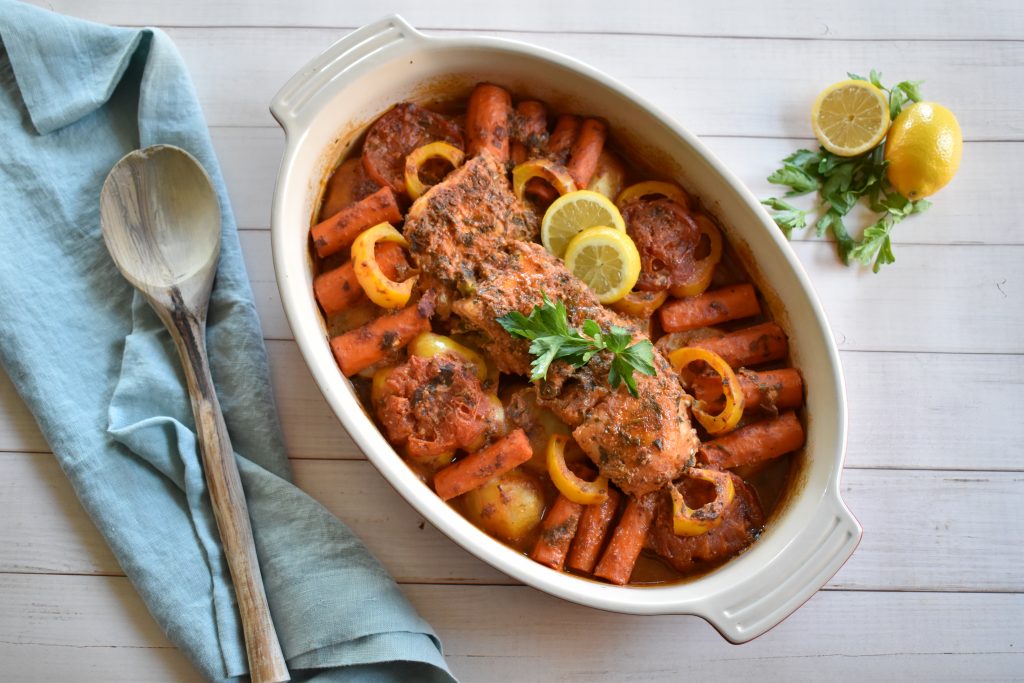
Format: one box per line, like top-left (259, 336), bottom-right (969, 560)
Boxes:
top-left (541, 190), bottom-right (626, 258)
top-left (811, 79), bottom-right (891, 157)
top-left (563, 225), bottom-right (641, 304)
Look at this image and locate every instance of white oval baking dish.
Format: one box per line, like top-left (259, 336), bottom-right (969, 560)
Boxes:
top-left (269, 15), bottom-right (861, 643)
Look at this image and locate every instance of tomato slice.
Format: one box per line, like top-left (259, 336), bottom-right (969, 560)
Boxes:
top-left (362, 103), bottom-right (463, 195)
top-left (622, 199), bottom-right (722, 296)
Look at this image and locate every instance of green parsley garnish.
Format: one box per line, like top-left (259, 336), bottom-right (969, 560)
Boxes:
top-left (495, 293), bottom-right (656, 397)
top-left (762, 70), bottom-right (932, 273)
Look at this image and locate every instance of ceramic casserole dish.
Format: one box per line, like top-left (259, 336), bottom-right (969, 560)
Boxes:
top-left (269, 15), bottom-right (862, 643)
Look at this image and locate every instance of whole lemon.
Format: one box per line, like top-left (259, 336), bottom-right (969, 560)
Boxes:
top-left (884, 102), bottom-right (963, 199)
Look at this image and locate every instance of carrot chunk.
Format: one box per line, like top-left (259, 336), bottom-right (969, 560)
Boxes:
top-left (466, 83), bottom-right (512, 162)
top-left (311, 186), bottom-right (402, 259)
top-left (700, 411), bottom-right (805, 470)
top-left (313, 242), bottom-right (407, 316)
top-left (329, 292), bottom-right (434, 377)
top-left (659, 283), bottom-right (761, 332)
top-left (593, 492), bottom-right (658, 585)
top-left (566, 118), bottom-right (608, 188)
top-left (530, 494), bottom-right (585, 571)
top-left (567, 488), bottom-right (622, 574)
top-left (433, 429), bottom-right (533, 501)
top-left (691, 322), bottom-right (788, 369)
top-left (691, 368), bottom-right (804, 414)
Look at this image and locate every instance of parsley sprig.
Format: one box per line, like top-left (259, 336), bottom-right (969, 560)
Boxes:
top-left (762, 70), bottom-right (932, 272)
top-left (495, 293), bottom-right (656, 397)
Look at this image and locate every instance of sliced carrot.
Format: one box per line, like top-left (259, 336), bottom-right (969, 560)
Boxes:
top-left (465, 83), bottom-right (512, 162)
top-left (530, 494), bottom-right (584, 571)
top-left (511, 100), bottom-right (548, 165)
top-left (566, 118), bottom-right (608, 188)
top-left (700, 411), bottom-right (805, 470)
top-left (433, 429), bottom-right (533, 501)
top-left (660, 283), bottom-right (762, 333)
top-left (313, 242), bottom-right (407, 316)
top-left (547, 114), bottom-right (581, 162)
top-left (691, 322), bottom-right (788, 369)
top-left (329, 292), bottom-right (435, 377)
top-left (311, 186), bottom-right (402, 259)
top-left (593, 492), bottom-right (658, 585)
top-left (567, 488), bottom-right (622, 574)
top-left (691, 368), bottom-right (804, 414)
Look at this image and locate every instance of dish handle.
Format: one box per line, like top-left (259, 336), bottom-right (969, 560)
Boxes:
top-left (269, 14), bottom-right (422, 132)
top-left (701, 489), bottom-right (861, 643)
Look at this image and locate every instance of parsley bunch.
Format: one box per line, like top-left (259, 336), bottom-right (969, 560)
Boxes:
top-left (762, 70), bottom-right (932, 272)
top-left (496, 293), bottom-right (656, 397)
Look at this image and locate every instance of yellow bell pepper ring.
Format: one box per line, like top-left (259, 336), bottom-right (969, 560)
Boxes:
top-left (667, 346), bottom-right (745, 435)
top-left (351, 222), bottom-right (417, 309)
top-left (669, 214), bottom-right (723, 298)
top-left (670, 467), bottom-right (736, 536)
top-left (546, 434), bottom-right (609, 505)
top-left (615, 180), bottom-right (690, 210)
top-left (511, 159), bottom-right (578, 203)
top-left (409, 332), bottom-right (488, 380)
top-left (404, 141), bottom-right (466, 200)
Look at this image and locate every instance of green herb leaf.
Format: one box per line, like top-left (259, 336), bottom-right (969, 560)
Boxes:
top-left (894, 80), bottom-right (924, 103)
top-left (761, 198), bottom-right (807, 239)
top-left (849, 215), bottom-right (897, 273)
top-left (767, 164), bottom-right (820, 196)
top-left (496, 294), bottom-right (657, 397)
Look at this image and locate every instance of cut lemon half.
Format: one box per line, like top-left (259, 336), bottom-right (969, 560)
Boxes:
top-left (563, 225), bottom-right (641, 304)
top-left (811, 79), bottom-right (891, 157)
top-left (541, 189), bottom-right (626, 258)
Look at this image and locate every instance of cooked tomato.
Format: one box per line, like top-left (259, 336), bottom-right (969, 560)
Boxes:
top-left (362, 102), bottom-right (464, 195)
top-left (622, 197), bottom-right (701, 292)
top-left (375, 353), bottom-right (498, 463)
top-left (647, 472), bottom-right (764, 574)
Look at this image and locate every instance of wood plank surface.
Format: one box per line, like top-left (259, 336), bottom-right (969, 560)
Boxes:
top-left (4, 2), bottom-right (1022, 681)
top-left (32, 0), bottom-right (1024, 40)
top-left (4, 453), bottom-right (1021, 593)
top-left (152, 28), bottom-right (1021, 139)
top-left (1, 574), bottom-right (1020, 682)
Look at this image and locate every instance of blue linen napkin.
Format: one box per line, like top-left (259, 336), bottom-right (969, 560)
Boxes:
top-left (0, 2), bottom-right (455, 681)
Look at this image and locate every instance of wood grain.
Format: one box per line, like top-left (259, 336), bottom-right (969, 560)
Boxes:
top-left (147, 27), bottom-right (1024, 140)
top-left (1, 574), bottom-right (1021, 682)
top-left (31, 0), bottom-right (1024, 40)
top-left (4, 453), bottom-right (1021, 592)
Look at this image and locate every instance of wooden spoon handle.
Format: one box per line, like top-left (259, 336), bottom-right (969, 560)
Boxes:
top-left (169, 308), bottom-right (290, 683)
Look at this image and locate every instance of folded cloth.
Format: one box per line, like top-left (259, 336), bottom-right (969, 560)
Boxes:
top-left (0, 2), bottom-right (455, 681)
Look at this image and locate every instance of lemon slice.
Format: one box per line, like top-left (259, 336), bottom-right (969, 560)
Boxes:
top-left (811, 79), bottom-right (891, 157)
top-left (541, 190), bottom-right (626, 258)
top-left (563, 226), bottom-right (641, 304)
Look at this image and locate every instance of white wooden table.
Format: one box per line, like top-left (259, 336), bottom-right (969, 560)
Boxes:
top-left (3, 1), bottom-right (1022, 680)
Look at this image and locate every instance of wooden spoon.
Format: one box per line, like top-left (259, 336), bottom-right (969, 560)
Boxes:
top-left (100, 145), bottom-right (289, 683)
